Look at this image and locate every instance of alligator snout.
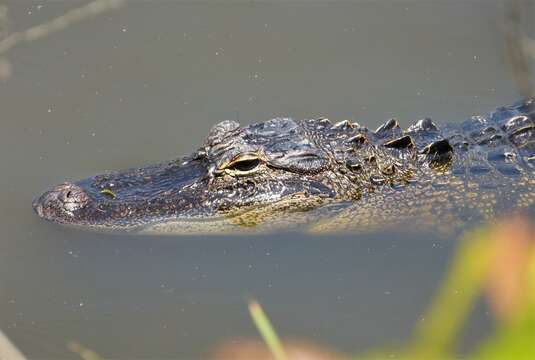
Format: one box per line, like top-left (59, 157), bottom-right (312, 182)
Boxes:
top-left (33, 182), bottom-right (91, 221)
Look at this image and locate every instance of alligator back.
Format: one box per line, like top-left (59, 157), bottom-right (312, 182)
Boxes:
top-left (309, 98), bottom-right (535, 233)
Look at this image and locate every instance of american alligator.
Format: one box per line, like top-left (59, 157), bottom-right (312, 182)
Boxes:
top-left (33, 98), bottom-right (535, 234)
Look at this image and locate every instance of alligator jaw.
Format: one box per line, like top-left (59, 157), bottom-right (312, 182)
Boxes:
top-left (32, 157), bottom-right (212, 232)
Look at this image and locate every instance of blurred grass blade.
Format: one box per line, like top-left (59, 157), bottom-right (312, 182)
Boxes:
top-left (67, 341), bottom-right (104, 360)
top-left (406, 227), bottom-right (493, 358)
top-left (248, 300), bottom-right (287, 360)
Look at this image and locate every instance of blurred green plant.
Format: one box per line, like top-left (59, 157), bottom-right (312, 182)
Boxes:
top-left (248, 300), bottom-right (288, 360)
top-left (244, 218), bottom-right (535, 360)
top-left (405, 227), bottom-right (495, 359)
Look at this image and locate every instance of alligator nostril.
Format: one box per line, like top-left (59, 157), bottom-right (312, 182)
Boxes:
top-left (33, 182), bottom-right (91, 220)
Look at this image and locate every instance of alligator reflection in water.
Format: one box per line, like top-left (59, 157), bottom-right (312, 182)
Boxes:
top-left (33, 98), bottom-right (535, 235)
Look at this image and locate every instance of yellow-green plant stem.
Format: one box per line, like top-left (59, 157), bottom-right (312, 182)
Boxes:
top-left (248, 300), bottom-right (287, 360)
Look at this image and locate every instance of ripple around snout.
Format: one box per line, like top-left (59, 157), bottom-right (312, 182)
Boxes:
top-left (32, 196), bottom-right (44, 217)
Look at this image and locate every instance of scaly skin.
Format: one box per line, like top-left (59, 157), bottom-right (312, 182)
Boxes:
top-left (33, 98), bottom-right (535, 235)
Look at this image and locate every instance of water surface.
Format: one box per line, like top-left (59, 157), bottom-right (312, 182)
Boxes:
top-left (0, 1), bottom-right (525, 358)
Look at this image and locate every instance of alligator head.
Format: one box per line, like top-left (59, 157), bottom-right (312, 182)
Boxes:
top-left (33, 118), bottom-right (357, 234)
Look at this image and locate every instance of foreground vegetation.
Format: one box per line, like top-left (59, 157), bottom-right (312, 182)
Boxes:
top-left (2, 216), bottom-right (533, 360)
top-left (213, 217), bottom-right (535, 359)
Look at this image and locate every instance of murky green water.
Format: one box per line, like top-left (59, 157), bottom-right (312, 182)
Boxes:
top-left (0, 1), bottom-right (527, 358)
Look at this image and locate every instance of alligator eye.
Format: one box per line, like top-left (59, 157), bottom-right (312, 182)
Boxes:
top-left (228, 158), bottom-right (261, 172)
top-left (223, 152), bottom-right (262, 174)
